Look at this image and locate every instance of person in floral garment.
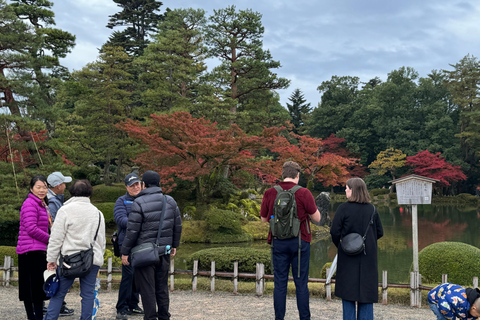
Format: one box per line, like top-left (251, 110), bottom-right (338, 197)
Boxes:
top-left (428, 283), bottom-right (480, 319)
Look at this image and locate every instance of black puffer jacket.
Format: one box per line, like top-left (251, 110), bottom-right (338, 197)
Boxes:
top-left (121, 187), bottom-right (182, 256)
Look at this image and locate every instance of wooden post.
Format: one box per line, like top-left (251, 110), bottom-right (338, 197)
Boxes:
top-left (382, 270), bottom-right (388, 305)
top-left (233, 261), bottom-right (238, 295)
top-left (3, 256), bottom-right (11, 287)
top-left (412, 204), bottom-right (419, 274)
top-left (107, 257), bottom-right (112, 292)
top-left (410, 272), bottom-right (416, 307)
top-left (416, 272), bottom-right (422, 308)
top-left (256, 263), bottom-right (264, 296)
top-left (442, 274), bottom-right (447, 283)
top-left (170, 259), bottom-right (175, 292)
top-left (325, 267), bottom-right (332, 301)
top-left (474, 277), bottom-right (478, 289)
top-left (211, 261), bottom-right (215, 293)
top-left (192, 260), bottom-right (198, 292)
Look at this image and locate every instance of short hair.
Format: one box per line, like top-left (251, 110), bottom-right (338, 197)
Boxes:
top-left (282, 161), bottom-right (301, 179)
top-left (69, 179), bottom-right (93, 197)
top-left (346, 177), bottom-right (371, 204)
top-left (473, 296), bottom-right (480, 310)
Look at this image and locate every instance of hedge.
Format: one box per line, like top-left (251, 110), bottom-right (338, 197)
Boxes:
top-left (95, 202), bottom-right (116, 226)
top-left (186, 247), bottom-right (272, 274)
top-left (91, 184), bottom-right (126, 203)
top-left (419, 241), bottom-right (480, 285)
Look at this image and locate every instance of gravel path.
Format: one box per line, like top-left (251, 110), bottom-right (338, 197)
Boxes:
top-left (0, 286), bottom-right (435, 319)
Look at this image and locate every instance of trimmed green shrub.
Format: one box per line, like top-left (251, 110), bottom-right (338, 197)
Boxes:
top-left (91, 184), bottom-right (126, 203)
top-left (0, 206), bottom-right (19, 246)
top-left (104, 248), bottom-right (122, 268)
top-left (370, 188), bottom-right (389, 197)
top-left (242, 221), bottom-right (269, 240)
top-left (419, 242), bottom-right (480, 285)
top-left (320, 262), bottom-right (335, 279)
top-left (0, 246), bottom-right (18, 266)
top-left (95, 202), bottom-right (116, 226)
top-left (181, 221), bottom-right (209, 243)
top-left (187, 247), bottom-right (272, 274)
top-left (204, 207), bottom-right (253, 243)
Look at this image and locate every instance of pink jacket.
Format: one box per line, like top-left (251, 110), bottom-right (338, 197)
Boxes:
top-left (16, 193), bottom-right (50, 254)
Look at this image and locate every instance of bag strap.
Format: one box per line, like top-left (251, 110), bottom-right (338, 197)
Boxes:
top-left (89, 211), bottom-right (101, 248)
top-left (362, 205), bottom-right (376, 240)
top-left (154, 195), bottom-right (168, 245)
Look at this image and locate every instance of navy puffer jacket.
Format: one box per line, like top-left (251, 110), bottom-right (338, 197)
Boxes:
top-left (121, 187), bottom-right (182, 256)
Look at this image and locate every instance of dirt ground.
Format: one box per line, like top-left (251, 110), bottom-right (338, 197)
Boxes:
top-left (1, 286), bottom-right (436, 319)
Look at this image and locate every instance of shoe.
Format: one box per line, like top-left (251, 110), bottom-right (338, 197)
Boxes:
top-left (116, 311), bottom-right (129, 320)
top-left (59, 306), bottom-right (74, 317)
top-left (129, 306), bottom-right (144, 315)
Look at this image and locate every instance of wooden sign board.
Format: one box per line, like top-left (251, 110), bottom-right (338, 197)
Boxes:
top-left (389, 174), bottom-right (438, 205)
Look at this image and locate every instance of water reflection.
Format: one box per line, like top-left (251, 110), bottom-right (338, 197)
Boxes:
top-left (167, 205), bottom-right (480, 284)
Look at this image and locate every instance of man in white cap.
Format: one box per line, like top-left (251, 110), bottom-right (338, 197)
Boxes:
top-left (47, 172), bottom-right (72, 221)
top-left (46, 171), bottom-right (74, 317)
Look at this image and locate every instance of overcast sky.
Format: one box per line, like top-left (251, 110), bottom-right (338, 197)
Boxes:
top-left (50, 0), bottom-right (480, 107)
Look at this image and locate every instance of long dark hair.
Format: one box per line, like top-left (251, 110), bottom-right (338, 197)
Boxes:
top-left (27, 175), bottom-right (49, 204)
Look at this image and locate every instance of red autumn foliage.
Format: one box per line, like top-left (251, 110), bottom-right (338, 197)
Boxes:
top-left (118, 112), bottom-right (282, 192)
top-left (406, 150), bottom-right (467, 187)
top-left (321, 134), bottom-right (367, 177)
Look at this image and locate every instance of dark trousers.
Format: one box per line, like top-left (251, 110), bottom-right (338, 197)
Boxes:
top-left (272, 237), bottom-right (311, 320)
top-left (135, 255), bottom-right (171, 320)
top-left (116, 262), bottom-right (140, 313)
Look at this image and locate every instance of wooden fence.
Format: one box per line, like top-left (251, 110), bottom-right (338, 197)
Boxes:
top-left (2, 256), bottom-right (478, 308)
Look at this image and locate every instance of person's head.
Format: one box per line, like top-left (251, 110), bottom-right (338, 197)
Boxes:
top-left (142, 170), bottom-right (160, 188)
top-left (345, 177), bottom-right (371, 204)
top-left (282, 161), bottom-right (301, 180)
top-left (30, 175), bottom-right (48, 200)
top-left (68, 179), bottom-right (93, 197)
top-left (47, 172), bottom-right (72, 195)
top-left (124, 173), bottom-right (142, 197)
top-left (470, 297), bottom-right (480, 317)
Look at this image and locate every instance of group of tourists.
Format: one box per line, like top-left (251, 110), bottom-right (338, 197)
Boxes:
top-left (16, 162), bottom-right (479, 320)
top-left (16, 170), bottom-right (181, 320)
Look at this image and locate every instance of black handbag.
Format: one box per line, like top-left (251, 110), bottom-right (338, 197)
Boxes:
top-left (340, 205), bottom-right (376, 255)
top-left (59, 212), bottom-right (101, 279)
top-left (130, 195), bottom-right (170, 268)
top-left (111, 230), bottom-right (120, 257)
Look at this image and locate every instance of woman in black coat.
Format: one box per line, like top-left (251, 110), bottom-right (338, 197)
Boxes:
top-left (330, 177), bottom-right (383, 320)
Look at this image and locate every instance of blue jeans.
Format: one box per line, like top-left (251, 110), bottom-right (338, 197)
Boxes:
top-left (272, 237), bottom-right (311, 320)
top-left (116, 261), bottom-right (140, 312)
top-left (342, 300), bottom-right (373, 320)
top-left (43, 265), bottom-right (100, 320)
top-left (428, 301), bottom-right (446, 320)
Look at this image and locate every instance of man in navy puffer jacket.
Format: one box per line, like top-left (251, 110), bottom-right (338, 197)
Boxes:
top-left (121, 170), bottom-right (182, 320)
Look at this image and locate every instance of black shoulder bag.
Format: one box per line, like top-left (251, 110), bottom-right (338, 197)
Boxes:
top-left (340, 205), bottom-right (376, 255)
top-left (59, 211), bottom-right (101, 279)
top-left (130, 195), bottom-right (171, 268)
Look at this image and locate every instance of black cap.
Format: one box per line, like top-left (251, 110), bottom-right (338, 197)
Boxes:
top-left (142, 170), bottom-right (160, 187)
top-left (124, 173), bottom-right (141, 186)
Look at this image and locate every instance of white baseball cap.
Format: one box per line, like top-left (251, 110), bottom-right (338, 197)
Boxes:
top-left (47, 172), bottom-right (72, 187)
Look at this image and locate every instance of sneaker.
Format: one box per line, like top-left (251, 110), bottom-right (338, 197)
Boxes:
top-left (59, 306), bottom-right (74, 317)
top-left (116, 311), bottom-right (129, 320)
top-left (129, 306), bottom-right (144, 315)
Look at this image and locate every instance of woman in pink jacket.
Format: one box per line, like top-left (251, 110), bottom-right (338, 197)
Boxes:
top-left (16, 175), bottom-right (51, 320)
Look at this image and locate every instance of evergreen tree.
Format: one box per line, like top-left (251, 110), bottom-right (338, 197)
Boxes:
top-left (286, 88), bottom-right (311, 134)
top-left (204, 5), bottom-right (290, 118)
top-left (106, 0), bottom-right (163, 56)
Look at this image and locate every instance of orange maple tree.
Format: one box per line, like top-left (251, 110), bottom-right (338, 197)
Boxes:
top-left (118, 112), bottom-right (281, 200)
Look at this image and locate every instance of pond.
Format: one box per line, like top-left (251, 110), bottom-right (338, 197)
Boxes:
top-left (168, 204), bottom-right (480, 284)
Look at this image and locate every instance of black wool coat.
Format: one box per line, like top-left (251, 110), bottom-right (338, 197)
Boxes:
top-left (330, 202), bottom-right (383, 303)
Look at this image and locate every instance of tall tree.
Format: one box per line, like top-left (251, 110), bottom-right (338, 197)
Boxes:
top-left (135, 8), bottom-right (208, 114)
top-left (204, 5), bottom-right (290, 117)
top-left (286, 88), bottom-right (311, 134)
top-left (56, 46), bottom-right (137, 185)
top-left (1, 0), bottom-right (75, 132)
top-left (106, 0), bottom-right (163, 56)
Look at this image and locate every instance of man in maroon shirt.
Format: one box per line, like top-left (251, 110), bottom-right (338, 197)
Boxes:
top-left (260, 161), bottom-right (320, 320)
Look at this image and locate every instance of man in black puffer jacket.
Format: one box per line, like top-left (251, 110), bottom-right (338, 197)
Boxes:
top-left (121, 170), bottom-right (182, 320)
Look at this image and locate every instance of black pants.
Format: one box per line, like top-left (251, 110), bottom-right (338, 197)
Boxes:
top-left (18, 251), bottom-right (47, 320)
top-left (135, 255), bottom-right (170, 320)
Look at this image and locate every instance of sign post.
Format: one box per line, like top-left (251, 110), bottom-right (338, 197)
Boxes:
top-left (389, 174), bottom-right (438, 307)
